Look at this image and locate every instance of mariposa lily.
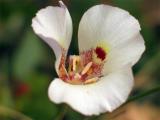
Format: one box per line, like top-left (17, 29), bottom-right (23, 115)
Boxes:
top-left (32, 1), bottom-right (145, 116)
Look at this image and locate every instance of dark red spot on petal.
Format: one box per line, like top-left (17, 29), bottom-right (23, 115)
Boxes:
top-left (95, 47), bottom-right (106, 61)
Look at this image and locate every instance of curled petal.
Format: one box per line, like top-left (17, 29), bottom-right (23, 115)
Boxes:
top-left (48, 67), bottom-right (133, 116)
top-left (32, 1), bottom-right (72, 73)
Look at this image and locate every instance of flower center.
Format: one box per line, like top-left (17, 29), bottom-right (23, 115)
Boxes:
top-left (58, 47), bottom-right (107, 85)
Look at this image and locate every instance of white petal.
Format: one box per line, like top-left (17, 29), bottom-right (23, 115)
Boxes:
top-left (32, 1), bottom-right (72, 72)
top-left (32, 2), bottom-right (72, 49)
top-left (48, 67), bottom-right (133, 116)
top-left (78, 4), bottom-right (141, 51)
top-left (78, 4), bottom-right (145, 75)
top-left (103, 34), bottom-right (145, 74)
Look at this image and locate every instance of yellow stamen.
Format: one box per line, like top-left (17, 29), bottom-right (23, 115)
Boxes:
top-left (72, 56), bottom-right (80, 72)
top-left (84, 77), bottom-right (99, 84)
top-left (81, 62), bottom-right (93, 75)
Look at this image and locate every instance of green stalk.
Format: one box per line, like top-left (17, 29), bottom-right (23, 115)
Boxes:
top-left (126, 85), bottom-right (160, 104)
top-left (0, 106), bottom-right (32, 120)
top-left (86, 85), bottom-right (160, 120)
top-left (55, 105), bottom-right (68, 120)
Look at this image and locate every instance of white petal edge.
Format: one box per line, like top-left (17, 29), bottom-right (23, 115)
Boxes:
top-left (103, 34), bottom-right (145, 74)
top-left (78, 4), bottom-right (141, 52)
top-left (48, 67), bottom-right (134, 116)
top-left (31, 1), bottom-right (72, 73)
top-left (32, 1), bottom-right (72, 49)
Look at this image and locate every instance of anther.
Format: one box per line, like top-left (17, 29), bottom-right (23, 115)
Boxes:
top-left (81, 62), bottom-right (93, 75)
top-left (84, 77), bottom-right (99, 84)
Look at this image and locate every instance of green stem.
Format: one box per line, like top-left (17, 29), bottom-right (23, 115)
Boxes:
top-left (58, 86), bottom-right (160, 120)
top-left (126, 85), bottom-right (160, 104)
top-left (91, 85), bottom-right (160, 120)
top-left (55, 104), bottom-right (68, 120)
top-left (83, 116), bottom-right (95, 120)
top-left (106, 85), bottom-right (160, 120)
top-left (0, 106), bottom-right (32, 120)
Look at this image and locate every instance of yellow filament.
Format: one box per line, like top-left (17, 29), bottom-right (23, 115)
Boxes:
top-left (72, 56), bottom-right (80, 72)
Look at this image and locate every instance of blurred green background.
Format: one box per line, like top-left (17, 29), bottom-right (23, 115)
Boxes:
top-left (0, 0), bottom-right (160, 120)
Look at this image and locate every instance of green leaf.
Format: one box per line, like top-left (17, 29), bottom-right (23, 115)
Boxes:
top-left (13, 30), bottom-right (46, 80)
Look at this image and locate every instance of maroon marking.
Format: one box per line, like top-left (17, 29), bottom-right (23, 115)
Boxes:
top-left (95, 47), bottom-right (106, 61)
top-left (58, 48), bottom-right (67, 81)
top-left (80, 49), bottom-right (93, 65)
top-left (91, 63), bottom-right (103, 76)
top-left (59, 47), bottom-right (106, 84)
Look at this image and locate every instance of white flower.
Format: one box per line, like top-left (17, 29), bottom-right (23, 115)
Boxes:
top-left (31, 1), bottom-right (145, 116)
